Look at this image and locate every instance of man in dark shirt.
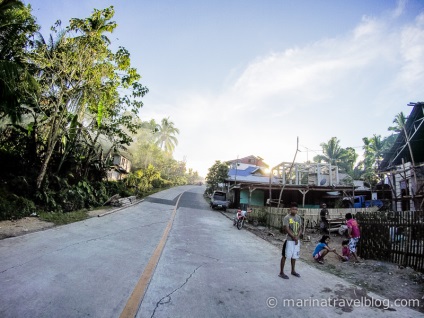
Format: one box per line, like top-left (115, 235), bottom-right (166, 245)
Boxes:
top-left (320, 203), bottom-right (329, 232)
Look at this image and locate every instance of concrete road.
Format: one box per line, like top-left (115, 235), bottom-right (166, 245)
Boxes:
top-left (0, 186), bottom-right (421, 317)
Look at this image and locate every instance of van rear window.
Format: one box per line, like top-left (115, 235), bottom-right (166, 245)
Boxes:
top-left (213, 192), bottom-right (226, 200)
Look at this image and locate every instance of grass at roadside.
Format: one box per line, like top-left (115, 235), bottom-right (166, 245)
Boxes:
top-left (38, 210), bottom-right (90, 225)
top-left (36, 187), bottom-right (173, 226)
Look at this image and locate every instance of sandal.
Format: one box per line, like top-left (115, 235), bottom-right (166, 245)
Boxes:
top-left (315, 258), bottom-right (324, 264)
top-left (291, 272), bottom-right (301, 277)
top-left (278, 273), bottom-right (289, 279)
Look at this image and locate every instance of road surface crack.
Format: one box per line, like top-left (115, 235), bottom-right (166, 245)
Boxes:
top-left (150, 265), bottom-right (203, 318)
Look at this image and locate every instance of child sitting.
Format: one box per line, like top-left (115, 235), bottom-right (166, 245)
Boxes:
top-left (312, 235), bottom-right (341, 264)
top-left (233, 208), bottom-right (252, 225)
top-left (340, 239), bottom-right (350, 262)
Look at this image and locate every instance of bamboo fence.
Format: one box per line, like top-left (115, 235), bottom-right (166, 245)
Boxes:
top-left (356, 210), bottom-right (424, 272)
top-left (249, 206), bottom-right (365, 229)
top-left (249, 207), bottom-right (424, 272)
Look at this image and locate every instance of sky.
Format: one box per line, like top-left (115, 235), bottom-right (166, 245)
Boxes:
top-left (25, 0), bottom-right (424, 177)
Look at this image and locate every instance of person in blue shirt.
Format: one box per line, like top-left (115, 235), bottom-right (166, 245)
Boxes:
top-left (312, 235), bottom-right (341, 264)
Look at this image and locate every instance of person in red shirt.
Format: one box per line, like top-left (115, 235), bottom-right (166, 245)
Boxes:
top-left (340, 239), bottom-right (350, 262)
top-left (345, 213), bottom-right (362, 263)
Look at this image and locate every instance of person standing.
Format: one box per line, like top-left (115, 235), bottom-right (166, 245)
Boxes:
top-left (345, 213), bottom-right (362, 263)
top-left (279, 202), bottom-right (302, 279)
top-left (320, 203), bottom-right (329, 233)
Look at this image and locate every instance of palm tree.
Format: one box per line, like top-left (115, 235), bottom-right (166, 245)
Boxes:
top-left (69, 6), bottom-right (116, 44)
top-left (362, 135), bottom-right (386, 186)
top-left (363, 135), bottom-right (385, 163)
top-left (313, 137), bottom-right (349, 167)
top-left (388, 111), bottom-right (415, 165)
top-left (154, 117), bottom-right (179, 154)
top-left (388, 112), bottom-right (407, 133)
top-left (390, 111), bottom-right (417, 194)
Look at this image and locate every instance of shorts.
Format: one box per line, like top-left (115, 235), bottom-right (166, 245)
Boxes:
top-left (313, 250), bottom-right (324, 260)
top-left (282, 240), bottom-right (300, 259)
top-left (349, 237), bottom-right (360, 253)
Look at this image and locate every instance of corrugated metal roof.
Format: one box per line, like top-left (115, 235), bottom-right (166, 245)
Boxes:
top-left (227, 174), bottom-right (279, 184)
top-left (228, 165), bottom-right (258, 177)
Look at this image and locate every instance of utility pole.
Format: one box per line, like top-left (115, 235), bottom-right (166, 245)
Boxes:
top-left (234, 155), bottom-right (239, 185)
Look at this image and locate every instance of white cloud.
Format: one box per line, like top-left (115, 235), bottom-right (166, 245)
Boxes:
top-left (392, 0), bottom-right (407, 18)
top-left (143, 6), bottom-right (424, 177)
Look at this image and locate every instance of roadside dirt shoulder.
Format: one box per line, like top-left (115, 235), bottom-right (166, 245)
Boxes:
top-left (0, 207), bottom-right (114, 240)
top-left (0, 217), bottom-right (55, 240)
top-left (245, 223), bottom-right (424, 314)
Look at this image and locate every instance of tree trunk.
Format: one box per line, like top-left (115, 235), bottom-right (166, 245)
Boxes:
top-left (36, 146), bottom-right (55, 189)
top-left (36, 115), bottom-right (61, 189)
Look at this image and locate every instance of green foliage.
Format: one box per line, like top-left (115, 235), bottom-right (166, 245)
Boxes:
top-left (0, 5), bottom-right (198, 220)
top-left (103, 180), bottom-right (135, 198)
top-left (31, 178), bottom-right (128, 214)
top-left (314, 131), bottom-right (396, 188)
top-left (186, 168), bottom-right (201, 184)
top-left (313, 137), bottom-right (355, 173)
top-left (205, 161), bottom-right (229, 194)
top-left (28, 6), bottom-right (148, 189)
top-left (358, 132), bottom-right (396, 187)
top-left (153, 117), bottom-right (180, 154)
top-left (0, 188), bottom-right (36, 220)
top-left (0, 0), bottom-right (39, 123)
top-left (125, 164), bottom-right (161, 195)
top-left (39, 210), bottom-right (89, 225)
top-left (54, 180), bottom-right (102, 212)
top-left (388, 112), bottom-right (407, 133)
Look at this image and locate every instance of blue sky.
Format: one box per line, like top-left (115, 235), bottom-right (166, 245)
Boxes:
top-left (26, 0), bottom-right (424, 177)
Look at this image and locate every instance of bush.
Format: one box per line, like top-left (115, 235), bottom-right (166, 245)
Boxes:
top-left (104, 180), bottom-right (135, 198)
top-left (57, 188), bottom-right (86, 212)
top-left (0, 193), bottom-right (36, 220)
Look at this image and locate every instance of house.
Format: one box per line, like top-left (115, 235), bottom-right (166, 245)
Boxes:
top-left (380, 102), bottom-right (424, 211)
top-left (107, 153), bottom-right (132, 181)
top-left (227, 155), bottom-right (269, 169)
top-left (225, 156), bottom-right (355, 209)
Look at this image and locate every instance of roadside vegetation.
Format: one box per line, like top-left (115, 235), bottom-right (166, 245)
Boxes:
top-left (0, 1), bottom-right (201, 221)
top-left (38, 210), bottom-right (90, 225)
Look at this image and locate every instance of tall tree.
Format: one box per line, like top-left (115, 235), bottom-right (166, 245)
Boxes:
top-left (31, 7), bottom-right (147, 189)
top-left (338, 147), bottom-right (358, 175)
top-left (361, 134), bottom-right (387, 186)
top-left (205, 160), bottom-right (228, 194)
top-left (154, 117), bottom-right (179, 154)
top-left (363, 135), bottom-right (386, 163)
top-left (0, 0), bottom-right (38, 123)
top-left (388, 112), bottom-right (407, 133)
top-left (389, 111), bottom-right (417, 195)
top-left (390, 111), bottom-right (415, 167)
top-left (359, 130), bottom-right (397, 187)
top-left (313, 137), bottom-right (351, 171)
